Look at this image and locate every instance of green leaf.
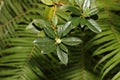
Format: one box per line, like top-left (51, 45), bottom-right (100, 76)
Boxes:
top-left (40, 43), bottom-right (56, 54)
top-left (33, 37), bottom-right (56, 54)
top-left (62, 37), bottom-right (82, 46)
top-left (59, 44), bottom-right (68, 52)
top-left (83, 0), bottom-right (90, 11)
top-left (57, 9), bottom-right (71, 21)
top-left (52, 0), bottom-right (58, 4)
top-left (87, 19), bottom-right (102, 33)
top-left (83, 8), bottom-right (90, 17)
top-left (62, 21), bottom-right (72, 36)
top-left (112, 72), bottom-right (120, 80)
top-left (43, 25), bottom-right (56, 39)
top-left (57, 21), bottom-right (72, 37)
top-left (82, 0), bottom-right (91, 17)
top-left (38, 31), bottom-right (46, 37)
top-left (26, 20), bottom-right (40, 33)
top-left (71, 17), bottom-right (81, 28)
top-left (75, 0), bottom-right (84, 7)
top-left (52, 15), bottom-right (58, 26)
top-left (90, 7), bottom-right (99, 16)
top-left (57, 25), bottom-right (64, 37)
top-left (57, 46), bottom-right (68, 65)
top-left (102, 60), bottom-right (120, 79)
top-left (44, 6), bottom-right (54, 20)
top-left (69, 0), bottom-right (75, 5)
top-left (32, 19), bottom-right (49, 30)
top-left (0, 1), bottom-right (4, 12)
top-left (67, 6), bottom-right (80, 15)
top-left (41, 0), bottom-right (53, 5)
top-left (33, 37), bottom-right (53, 45)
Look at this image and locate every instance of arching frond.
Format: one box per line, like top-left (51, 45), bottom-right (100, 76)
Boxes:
top-left (1, 0), bottom-right (120, 80)
top-left (88, 0), bottom-right (120, 79)
top-left (57, 45), bottom-right (99, 80)
top-left (92, 25), bottom-right (120, 78)
top-left (0, 0), bottom-right (49, 80)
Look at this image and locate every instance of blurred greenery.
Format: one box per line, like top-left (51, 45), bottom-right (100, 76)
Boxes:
top-left (0, 0), bottom-right (120, 80)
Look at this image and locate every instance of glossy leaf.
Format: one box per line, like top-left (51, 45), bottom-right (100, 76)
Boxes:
top-left (81, 18), bottom-right (101, 33)
top-left (69, 0), bottom-right (75, 5)
top-left (41, 43), bottom-right (56, 54)
top-left (43, 25), bottom-right (56, 39)
top-left (83, 0), bottom-right (90, 11)
top-left (83, 8), bottom-right (90, 17)
top-left (58, 21), bottom-right (72, 37)
top-left (62, 21), bottom-right (72, 36)
top-left (82, 0), bottom-right (91, 17)
top-left (75, 0), bottom-right (84, 7)
top-left (33, 37), bottom-right (56, 54)
top-left (33, 37), bottom-right (53, 45)
top-left (87, 19), bottom-right (102, 33)
top-left (71, 17), bottom-right (81, 28)
top-left (59, 44), bottom-right (68, 53)
top-left (57, 25), bottom-right (64, 37)
top-left (32, 19), bottom-right (49, 30)
top-left (67, 6), bottom-right (80, 15)
top-left (52, 15), bottom-right (58, 26)
top-left (41, 0), bottom-right (53, 5)
top-left (90, 8), bottom-right (99, 16)
top-left (62, 37), bottom-right (82, 46)
top-left (26, 22), bottom-right (40, 33)
top-left (57, 46), bottom-right (68, 65)
top-left (57, 9), bottom-right (71, 21)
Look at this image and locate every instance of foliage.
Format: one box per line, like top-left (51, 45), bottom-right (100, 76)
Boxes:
top-left (87, 0), bottom-right (120, 80)
top-left (0, 0), bottom-right (120, 80)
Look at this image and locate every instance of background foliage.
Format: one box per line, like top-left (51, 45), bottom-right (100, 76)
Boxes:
top-left (0, 0), bottom-right (120, 80)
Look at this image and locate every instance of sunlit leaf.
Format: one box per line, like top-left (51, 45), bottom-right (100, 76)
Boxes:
top-left (82, 0), bottom-right (91, 17)
top-left (112, 72), bottom-right (120, 80)
top-left (57, 21), bottom-right (72, 37)
top-left (33, 37), bottom-right (56, 54)
top-left (57, 9), bottom-right (71, 21)
top-left (59, 44), bottom-right (68, 52)
top-left (90, 7), bottom-right (99, 16)
top-left (87, 19), bottom-right (102, 33)
top-left (67, 6), bottom-right (80, 15)
top-left (32, 19), bottom-right (48, 30)
top-left (69, 0), bottom-right (75, 5)
top-left (43, 25), bottom-right (56, 39)
top-left (52, 15), bottom-right (58, 26)
top-left (83, 0), bottom-right (90, 11)
top-left (33, 37), bottom-right (53, 45)
top-left (41, 0), bottom-right (53, 5)
top-left (26, 20), bottom-right (40, 33)
top-left (75, 0), bottom-right (84, 7)
top-left (62, 37), bottom-right (82, 46)
top-left (46, 6), bottom-right (54, 20)
top-left (57, 46), bottom-right (68, 65)
top-left (62, 21), bottom-right (72, 36)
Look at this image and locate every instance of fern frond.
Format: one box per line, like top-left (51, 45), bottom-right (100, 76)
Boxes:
top-left (89, 0), bottom-right (120, 79)
top-left (92, 17), bottom-right (120, 79)
top-left (57, 46), bottom-right (99, 80)
top-left (0, 0), bottom-right (48, 80)
top-left (89, 21), bottom-right (120, 80)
